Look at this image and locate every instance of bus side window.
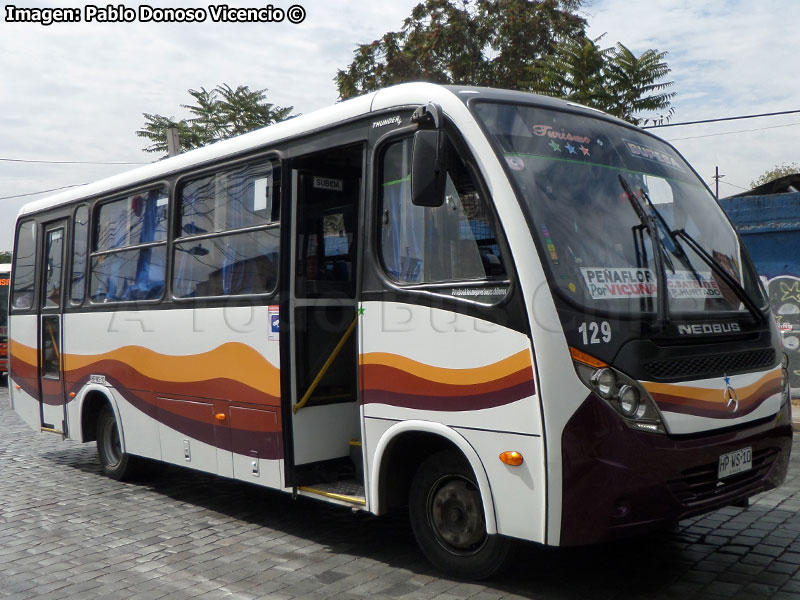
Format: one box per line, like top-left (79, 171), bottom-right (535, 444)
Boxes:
top-left (379, 137), bottom-right (506, 285)
top-left (173, 160), bottom-right (280, 298)
top-left (70, 205), bottom-right (89, 305)
top-left (90, 188), bottom-right (168, 303)
top-left (11, 221), bottom-right (36, 310)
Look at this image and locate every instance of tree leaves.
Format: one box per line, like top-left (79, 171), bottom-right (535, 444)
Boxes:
top-left (335, 0), bottom-right (675, 126)
top-left (751, 162), bottom-right (800, 188)
top-left (137, 85), bottom-right (294, 155)
top-left (335, 0), bottom-right (586, 98)
top-left (532, 37), bottom-right (676, 125)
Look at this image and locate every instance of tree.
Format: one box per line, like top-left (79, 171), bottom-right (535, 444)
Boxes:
top-left (336, 0), bottom-right (676, 125)
top-left (529, 34), bottom-right (612, 112)
top-left (137, 84), bottom-right (294, 155)
top-left (531, 37), bottom-right (675, 125)
top-left (335, 0), bottom-right (586, 99)
top-left (0, 251), bottom-right (11, 263)
top-left (751, 162), bottom-right (800, 188)
top-left (604, 43), bottom-right (675, 124)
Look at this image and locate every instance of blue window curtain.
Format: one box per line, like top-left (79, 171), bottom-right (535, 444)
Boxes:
top-left (132, 190), bottom-right (163, 299)
top-left (92, 188), bottom-right (167, 302)
top-left (173, 162), bottom-right (278, 298)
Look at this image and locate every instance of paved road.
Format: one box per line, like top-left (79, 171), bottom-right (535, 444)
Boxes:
top-left (2, 384), bottom-right (800, 599)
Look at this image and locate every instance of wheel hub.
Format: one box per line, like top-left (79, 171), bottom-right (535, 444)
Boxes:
top-left (428, 476), bottom-right (487, 553)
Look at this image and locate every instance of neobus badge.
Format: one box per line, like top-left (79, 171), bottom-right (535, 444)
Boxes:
top-left (313, 176), bottom-right (343, 192)
top-left (677, 322), bottom-right (741, 335)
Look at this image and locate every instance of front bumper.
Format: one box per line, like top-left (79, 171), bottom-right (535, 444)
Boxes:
top-left (559, 392), bottom-right (792, 546)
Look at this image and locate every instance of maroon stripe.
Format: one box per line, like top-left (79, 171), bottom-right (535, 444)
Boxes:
top-left (655, 382), bottom-right (782, 419)
top-left (9, 374), bottom-right (38, 400)
top-left (361, 364), bottom-right (535, 397)
top-left (66, 358), bottom-right (281, 408)
top-left (102, 376), bottom-right (283, 460)
top-left (362, 379), bottom-right (534, 411)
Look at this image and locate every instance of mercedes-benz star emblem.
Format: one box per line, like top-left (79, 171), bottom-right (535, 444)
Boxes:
top-left (723, 374), bottom-right (739, 414)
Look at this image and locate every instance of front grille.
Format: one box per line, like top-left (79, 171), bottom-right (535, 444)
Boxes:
top-left (666, 447), bottom-right (778, 507)
top-left (643, 348), bottom-right (775, 380)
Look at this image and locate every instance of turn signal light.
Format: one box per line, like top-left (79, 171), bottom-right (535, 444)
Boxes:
top-left (569, 347), bottom-right (607, 368)
top-left (215, 413), bottom-right (227, 422)
top-left (499, 451), bottom-right (523, 466)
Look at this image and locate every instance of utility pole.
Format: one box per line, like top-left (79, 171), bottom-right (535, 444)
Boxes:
top-left (713, 166), bottom-right (725, 200)
top-left (166, 127), bottom-right (180, 157)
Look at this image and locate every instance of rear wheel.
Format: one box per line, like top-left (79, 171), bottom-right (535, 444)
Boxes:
top-left (96, 405), bottom-right (138, 480)
top-left (409, 449), bottom-right (510, 579)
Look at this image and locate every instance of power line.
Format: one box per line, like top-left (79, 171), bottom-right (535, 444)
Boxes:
top-left (0, 183), bottom-right (87, 201)
top-left (717, 179), bottom-right (748, 191)
top-left (0, 157), bottom-right (147, 165)
top-left (645, 108), bottom-right (800, 129)
top-left (664, 121), bottom-right (800, 141)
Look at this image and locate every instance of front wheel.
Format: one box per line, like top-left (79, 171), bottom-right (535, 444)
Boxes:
top-left (409, 450), bottom-right (510, 580)
top-left (96, 405), bottom-right (139, 480)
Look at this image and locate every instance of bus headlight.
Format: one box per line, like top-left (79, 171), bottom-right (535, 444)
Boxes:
top-left (618, 385), bottom-right (641, 418)
top-left (570, 347), bottom-right (665, 434)
top-left (592, 368), bottom-right (616, 398)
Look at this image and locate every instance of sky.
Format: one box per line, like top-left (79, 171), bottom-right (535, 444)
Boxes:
top-left (1, 0), bottom-right (798, 252)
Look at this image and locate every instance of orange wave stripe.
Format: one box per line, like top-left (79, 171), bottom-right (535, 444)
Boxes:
top-left (11, 341), bottom-right (281, 397)
top-left (359, 350), bottom-right (532, 385)
top-left (643, 368), bottom-right (781, 405)
top-left (8, 339), bottom-right (38, 366)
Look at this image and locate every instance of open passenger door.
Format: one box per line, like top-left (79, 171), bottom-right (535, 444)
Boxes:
top-left (280, 144), bottom-right (366, 505)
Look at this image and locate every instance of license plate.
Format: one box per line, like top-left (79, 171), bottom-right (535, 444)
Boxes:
top-left (718, 447), bottom-right (752, 479)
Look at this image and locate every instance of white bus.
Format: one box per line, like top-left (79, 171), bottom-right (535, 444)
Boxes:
top-left (0, 263), bottom-right (9, 377)
top-left (7, 83), bottom-right (792, 578)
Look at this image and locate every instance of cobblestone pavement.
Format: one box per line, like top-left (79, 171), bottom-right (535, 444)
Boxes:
top-left (2, 384), bottom-right (800, 600)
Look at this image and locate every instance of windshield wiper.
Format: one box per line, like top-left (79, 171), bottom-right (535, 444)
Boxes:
top-left (638, 186), bottom-right (701, 286)
top-left (625, 180), bottom-right (764, 324)
top-left (671, 228), bottom-right (765, 324)
top-left (618, 175), bottom-right (667, 327)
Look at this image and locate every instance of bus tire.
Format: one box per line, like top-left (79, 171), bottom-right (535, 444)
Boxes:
top-left (96, 405), bottom-right (138, 480)
top-left (408, 449), bottom-right (509, 580)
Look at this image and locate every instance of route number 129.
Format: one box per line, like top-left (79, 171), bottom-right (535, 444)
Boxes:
top-left (579, 321), bottom-right (611, 345)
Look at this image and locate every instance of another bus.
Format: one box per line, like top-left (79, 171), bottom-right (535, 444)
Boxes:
top-left (0, 263), bottom-right (9, 378)
top-left (8, 83), bottom-right (791, 578)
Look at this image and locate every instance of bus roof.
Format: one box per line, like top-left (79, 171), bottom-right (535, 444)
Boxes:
top-left (17, 82), bottom-right (628, 218)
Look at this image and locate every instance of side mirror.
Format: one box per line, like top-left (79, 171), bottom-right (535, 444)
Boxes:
top-left (411, 130), bottom-right (446, 207)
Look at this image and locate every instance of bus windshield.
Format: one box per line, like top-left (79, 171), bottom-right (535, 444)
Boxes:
top-left (473, 102), bottom-right (765, 317)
